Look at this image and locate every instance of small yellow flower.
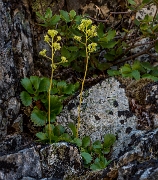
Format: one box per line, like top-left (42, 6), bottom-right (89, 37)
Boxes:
top-left (39, 49), bottom-right (47, 56)
top-left (74, 35), bottom-right (81, 41)
top-left (51, 64), bottom-right (57, 70)
top-left (53, 42), bottom-right (61, 51)
top-left (88, 43), bottom-right (97, 53)
top-left (78, 23), bottom-right (85, 31)
top-left (61, 56), bottom-right (68, 63)
top-left (44, 34), bottom-right (50, 43)
top-left (57, 36), bottom-right (61, 41)
top-left (48, 30), bottom-right (58, 38)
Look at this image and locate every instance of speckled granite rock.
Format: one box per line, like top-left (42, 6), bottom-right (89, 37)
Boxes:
top-left (0, 146), bottom-right (42, 180)
top-left (39, 142), bottom-right (82, 179)
top-left (102, 128), bottom-right (158, 180)
top-left (0, 142), bottom-right (82, 180)
top-left (57, 77), bottom-right (138, 158)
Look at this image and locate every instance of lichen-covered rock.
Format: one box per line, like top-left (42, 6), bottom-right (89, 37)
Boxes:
top-left (0, 0), bottom-right (34, 140)
top-left (40, 142), bottom-right (82, 179)
top-left (0, 142), bottom-right (83, 180)
top-left (0, 147), bottom-right (42, 180)
top-left (57, 77), bottom-right (138, 158)
top-left (102, 128), bottom-right (158, 180)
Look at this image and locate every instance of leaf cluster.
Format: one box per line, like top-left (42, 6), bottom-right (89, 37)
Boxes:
top-left (20, 76), bottom-right (79, 126)
top-left (68, 123), bottom-right (116, 170)
top-left (36, 5), bottom-right (158, 74)
top-left (108, 60), bottom-right (158, 81)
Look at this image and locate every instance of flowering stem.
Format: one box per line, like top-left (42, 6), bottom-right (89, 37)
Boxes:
top-left (48, 38), bottom-right (54, 143)
top-left (77, 27), bottom-right (89, 138)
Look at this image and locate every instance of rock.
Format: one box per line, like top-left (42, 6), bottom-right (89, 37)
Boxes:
top-left (0, 134), bottom-right (22, 156)
top-left (102, 128), bottom-right (158, 180)
top-left (0, 147), bottom-right (42, 180)
top-left (0, 142), bottom-right (82, 180)
top-left (57, 77), bottom-right (138, 158)
top-left (40, 142), bottom-right (82, 179)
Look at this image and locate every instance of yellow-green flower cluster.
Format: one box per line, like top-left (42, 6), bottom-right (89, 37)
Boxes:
top-left (74, 35), bottom-right (82, 42)
top-left (48, 30), bottom-right (58, 38)
top-left (51, 64), bottom-right (57, 70)
top-left (87, 25), bottom-right (97, 37)
top-left (53, 42), bottom-right (61, 51)
top-left (44, 35), bottom-right (50, 43)
top-left (39, 49), bottom-right (47, 56)
top-left (78, 19), bottom-right (92, 32)
top-left (61, 56), bottom-right (68, 63)
top-left (88, 43), bottom-right (97, 53)
top-left (57, 36), bottom-right (61, 41)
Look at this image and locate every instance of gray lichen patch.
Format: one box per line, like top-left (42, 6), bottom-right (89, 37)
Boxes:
top-left (57, 77), bottom-right (138, 158)
top-left (0, 147), bottom-right (42, 180)
top-left (40, 143), bottom-right (82, 179)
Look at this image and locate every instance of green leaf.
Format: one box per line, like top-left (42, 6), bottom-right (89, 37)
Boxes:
top-left (74, 15), bottom-right (82, 24)
top-left (120, 64), bottom-right (132, 74)
top-left (36, 132), bottom-right (48, 141)
top-left (90, 156), bottom-right (111, 170)
top-left (92, 140), bottom-right (102, 154)
top-left (53, 124), bottom-right (65, 136)
top-left (68, 122), bottom-right (77, 137)
top-left (141, 62), bottom-right (154, 70)
top-left (63, 84), bottom-right (75, 95)
top-left (103, 134), bottom-right (116, 148)
top-left (36, 12), bottom-right (45, 21)
top-left (82, 136), bottom-right (91, 148)
top-left (67, 46), bottom-right (79, 51)
top-left (20, 91), bottom-right (32, 106)
top-left (81, 152), bottom-right (92, 164)
top-left (140, 23), bottom-right (148, 31)
top-left (104, 53), bottom-right (115, 61)
top-left (38, 77), bottom-right (50, 92)
top-left (155, 41), bottom-right (158, 53)
top-left (97, 62), bottom-right (112, 71)
top-left (142, 74), bottom-right (158, 81)
top-left (100, 40), bottom-right (117, 49)
top-left (45, 124), bottom-right (55, 133)
top-left (107, 69), bottom-right (120, 76)
top-left (21, 78), bottom-right (34, 94)
top-left (31, 108), bottom-right (47, 126)
top-left (131, 70), bottom-right (140, 80)
top-left (45, 8), bottom-right (52, 19)
top-left (97, 23), bottom-right (104, 38)
top-left (60, 10), bottom-right (70, 23)
top-left (90, 162), bottom-right (101, 170)
top-left (127, 0), bottom-right (136, 5)
top-left (132, 60), bottom-right (145, 72)
top-left (57, 81), bottom-right (67, 94)
top-left (50, 15), bottom-right (61, 25)
top-left (61, 46), bottom-right (71, 59)
top-left (134, 19), bottom-right (140, 26)
top-left (30, 76), bottom-right (41, 91)
top-left (72, 138), bottom-right (82, 147)
top-left (59, 133), bottom-right (72, 142)
top-left (150, 69), bottom-right (158, 77)
top-left (106, 30), bottom-right (116, 42)
top-left (93, 140), bottom-right (102, 149)
top-left (44, 95), bottom-right (63, 115)
top-left (69, 10), bottom-right (76, 19)
top-left (142, 0), bottom-right (151, 3)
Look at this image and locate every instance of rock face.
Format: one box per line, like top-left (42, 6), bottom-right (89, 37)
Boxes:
top-left (0, 0), bottom-right (34, 140)
top-left (0, 142), bottom-right (82, 180)
top-left (57, 77), bottom-right (138, 158)
top-left (0, 0), bottom-right (158, 179)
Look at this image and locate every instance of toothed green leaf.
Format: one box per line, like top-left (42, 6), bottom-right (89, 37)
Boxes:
top-left (20, 91), bottom-right (32, 106)
top-left (21, 78), bottom-right (34, 94)
top-left (31, 108), bottom-right (47, 126)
